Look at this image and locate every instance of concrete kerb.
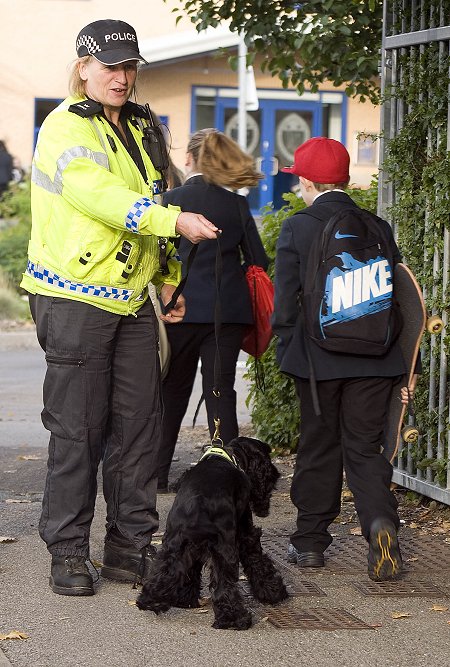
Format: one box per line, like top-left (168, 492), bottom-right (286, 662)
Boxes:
top-left (0, 649), bottom-right (12, 666)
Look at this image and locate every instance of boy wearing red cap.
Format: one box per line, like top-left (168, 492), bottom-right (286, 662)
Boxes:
top-left (272, 137), bottom-right (405, 581)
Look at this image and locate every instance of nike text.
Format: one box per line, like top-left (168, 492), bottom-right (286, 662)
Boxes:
top-left (331, 259), bottom-right (392, 313)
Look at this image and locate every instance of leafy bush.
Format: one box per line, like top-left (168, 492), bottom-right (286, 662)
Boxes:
top-left (0, 269), bottom-right (30, 320)
top-left (0, 180), bottom-right (31, 292)
top-left (245, 181), bottom-right (378, 455)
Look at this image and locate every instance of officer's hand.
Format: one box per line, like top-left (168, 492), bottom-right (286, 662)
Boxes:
top-left (159, 284), bottom-right (186, 323)
top-left (176, 212), bottom-right (221, 243)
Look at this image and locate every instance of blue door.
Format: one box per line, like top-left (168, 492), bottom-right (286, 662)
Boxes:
top-left (34, 98), bottom-right (64, 148)
top-left (215, 98), bottom-right (322, 213)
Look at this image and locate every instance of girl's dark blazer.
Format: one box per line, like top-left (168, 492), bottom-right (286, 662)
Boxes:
top-left (272, 190), bottom-right (406, 381)
top-left (163, 175), bottom-right (269, 324)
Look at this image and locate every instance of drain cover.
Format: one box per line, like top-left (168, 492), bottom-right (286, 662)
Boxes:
top-left (240, 579), bottom-right (326, 598)
top-left (352, 580), bottom-right (448, 597)
top-left (262, 533), bottom-right (450, 573)
top-left (266, 607), bottom-right (374, 630)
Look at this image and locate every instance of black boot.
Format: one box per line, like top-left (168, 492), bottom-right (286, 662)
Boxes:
top-left (102, 528), bottom-right (156, 583)
top-left (50, 556), bottom-right (94, 596)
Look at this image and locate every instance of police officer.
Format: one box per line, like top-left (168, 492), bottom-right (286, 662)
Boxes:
top-left (21, 19), bottom-right (219, 596)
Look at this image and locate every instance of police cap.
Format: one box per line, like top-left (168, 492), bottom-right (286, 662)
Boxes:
top-left (76, 19), bottom-right (148, 65)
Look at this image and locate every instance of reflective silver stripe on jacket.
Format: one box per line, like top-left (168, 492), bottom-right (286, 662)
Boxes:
top-left (125, 197), bottom-right (156, 233)
top-left (26, 261), bottom-right (132, 302)
top-left (87, 117), bottom-right (109, 153)
top-left (31, 147), bottom-right (109, 195)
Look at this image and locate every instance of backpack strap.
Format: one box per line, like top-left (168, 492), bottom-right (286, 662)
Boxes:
top-left (296, 205), bottom-right (339, 417)
top-left (299, 307), bottom-right (322, 416)
top-left (298, 200), bottom-right (359, 418)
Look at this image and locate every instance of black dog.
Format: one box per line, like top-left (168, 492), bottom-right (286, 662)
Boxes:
top-left (137, 437), bottom-right (288, 629)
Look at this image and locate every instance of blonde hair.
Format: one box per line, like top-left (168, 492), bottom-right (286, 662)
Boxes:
top-left (187, 129), bottom-right (262, 190)
top-left (68, 56), bottom-right (92, 97)
top-left (313, 180), bottom-right (350, 191)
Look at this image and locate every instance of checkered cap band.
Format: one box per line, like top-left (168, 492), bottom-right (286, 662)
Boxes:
top-left (76, 34), bottom-right (101, 56)
top-left (75, 20), bottom-right (145, 64)
top-left (26, 261), bottom-right (132, 301)
top-left (125, 197), bottom-right (155, 233)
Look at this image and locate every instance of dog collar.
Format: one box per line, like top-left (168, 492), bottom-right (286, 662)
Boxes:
top-left (199, 446), bottom-right (239, 468)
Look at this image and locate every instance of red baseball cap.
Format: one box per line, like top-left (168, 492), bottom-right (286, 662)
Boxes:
top-left (281, 137), bottom-right (350, 183)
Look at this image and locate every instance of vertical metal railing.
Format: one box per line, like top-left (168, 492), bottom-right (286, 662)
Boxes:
top-left (380, 0), bottom-right (450, 504)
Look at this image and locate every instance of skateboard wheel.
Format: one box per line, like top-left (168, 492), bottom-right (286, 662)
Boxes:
top-left (426, 315), bottom-right (444, 334)
top-left (402, 425), bottom-right (419, 443)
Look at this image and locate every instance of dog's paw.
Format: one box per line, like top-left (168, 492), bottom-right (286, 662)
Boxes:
top-left (259, 587), bottom-right (289, 605)
top-left (250, 579), bottom-right (289, 604)
top-left (212, 611), bottom-right (253, 631)
top-left (136, 597), bottom-right (170, 614)
top-left (175, 597), bottom-right (201, 609)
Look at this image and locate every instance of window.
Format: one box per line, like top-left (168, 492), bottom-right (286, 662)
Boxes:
top-left (354, 133), bottom-right (378, 165)
top-left (34, 99), bottom-right (63, 148)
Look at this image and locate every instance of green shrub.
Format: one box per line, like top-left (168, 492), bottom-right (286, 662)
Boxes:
top-left (0, 179), bottom-right (31, 292)
top-left (245, 180), bottom-right (378, 454)
top-left (0, 270), bottom-right (30, 320)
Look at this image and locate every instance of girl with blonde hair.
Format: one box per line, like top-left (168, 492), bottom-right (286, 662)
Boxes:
top-left (157, 128), bottom-right (268, 491)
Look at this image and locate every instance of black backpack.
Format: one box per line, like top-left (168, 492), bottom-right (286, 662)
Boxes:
top-left (302, 205), bottom-right (401, 356)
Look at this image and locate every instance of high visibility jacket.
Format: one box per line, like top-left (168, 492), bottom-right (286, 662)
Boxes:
top-left (21, 96), bottom-right (182, 315)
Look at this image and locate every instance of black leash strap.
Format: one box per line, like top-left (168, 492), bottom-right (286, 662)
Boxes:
top-left (161, 242), bottom-right (198, 315)
top-left (158, 237), bottom-right (170, 276)
top-left (191, 232), bottom-right (223, 440)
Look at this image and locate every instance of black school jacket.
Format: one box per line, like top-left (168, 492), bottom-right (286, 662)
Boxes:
top-left (163, 175), bottom-right (268, 323)
top-left (272, 190), bottom-right (406, 381)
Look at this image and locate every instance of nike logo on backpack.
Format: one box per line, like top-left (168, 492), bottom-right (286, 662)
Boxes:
top-left (335, 230), bottom-right (358, 239)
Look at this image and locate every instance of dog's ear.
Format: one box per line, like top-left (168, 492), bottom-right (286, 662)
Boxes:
top-left (251, 438), bottom-right (271, 455)
top-left (247, 452), bottom-right (279, 517)
top-left (171, 469), bottom-right (190, 492)
top-left (232, 437), bottom-right (271, 457)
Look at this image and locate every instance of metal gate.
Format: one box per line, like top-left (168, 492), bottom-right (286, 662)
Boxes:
top-left (379, 1), bottom-right (450, 504)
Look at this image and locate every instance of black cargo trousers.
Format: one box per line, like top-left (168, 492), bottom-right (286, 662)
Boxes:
top-left (30, 294), bottom-right (162, 558)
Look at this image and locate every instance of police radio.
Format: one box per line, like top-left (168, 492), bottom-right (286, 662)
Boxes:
top-left (142, 104), bottom-right (170, 192)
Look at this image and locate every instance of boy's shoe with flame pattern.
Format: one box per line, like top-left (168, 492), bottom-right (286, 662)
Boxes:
top-left (368, 519), bottom-right (403, 581)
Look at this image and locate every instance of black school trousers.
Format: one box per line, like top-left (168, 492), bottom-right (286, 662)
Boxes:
top-left (291, 376), bottom-right (400, 553)
top-left (30, 295), bottom-right (162, 557)
top-left (157, 322), bottom-right (246, 488)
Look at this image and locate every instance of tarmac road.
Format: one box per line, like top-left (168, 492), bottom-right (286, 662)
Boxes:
top-left (0, 327), bottom-right (251, 452)
top-left (0, 326), bottom-right (251, 503)
top-left (1, 327), bottom-right (450, 667)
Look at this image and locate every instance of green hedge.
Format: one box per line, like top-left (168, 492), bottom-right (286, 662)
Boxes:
top-left (0, 180), bottom-right (31, 292)
top-left (382, 30), bottom-right (450, 484)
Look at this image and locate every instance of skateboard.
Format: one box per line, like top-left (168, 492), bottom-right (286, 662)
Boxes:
top-left (383, 263), bottom-right (443, 462)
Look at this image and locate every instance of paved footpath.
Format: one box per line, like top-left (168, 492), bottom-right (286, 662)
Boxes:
top-left (1, 329), bottom-right (450, 666)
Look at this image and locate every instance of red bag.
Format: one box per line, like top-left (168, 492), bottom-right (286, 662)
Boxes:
top-left (241, 265), bottom-right (274, 358)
